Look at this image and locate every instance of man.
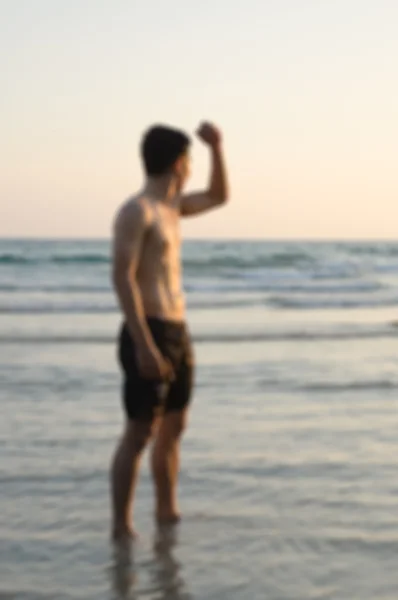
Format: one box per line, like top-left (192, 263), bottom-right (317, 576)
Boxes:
top-left (110, 121), bottom-right (228, 542)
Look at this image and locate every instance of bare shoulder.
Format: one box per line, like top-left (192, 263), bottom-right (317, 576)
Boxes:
top-left (111, 195), bottom-right (155, 271)
top-left (113, 194), bottom-right (153, 239)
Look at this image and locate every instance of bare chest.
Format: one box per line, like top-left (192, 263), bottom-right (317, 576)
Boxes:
top-left (145, 206), bottom-right (181, 261)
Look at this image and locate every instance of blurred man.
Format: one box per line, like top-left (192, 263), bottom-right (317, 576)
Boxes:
top-left (110, 121), bottom-right (228, 542)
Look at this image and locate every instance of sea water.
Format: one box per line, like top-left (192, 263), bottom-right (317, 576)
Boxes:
top-left (1, 239), bottom-right (398, 599)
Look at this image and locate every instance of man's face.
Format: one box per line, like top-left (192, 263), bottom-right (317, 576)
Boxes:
top-left (174, 151), bottom-right (191, 190)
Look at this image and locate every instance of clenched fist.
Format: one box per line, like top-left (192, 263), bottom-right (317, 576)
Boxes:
top-left (136, 345), bottom-right (174, 381)
top-left (196, 122), bottom-right (222, 148)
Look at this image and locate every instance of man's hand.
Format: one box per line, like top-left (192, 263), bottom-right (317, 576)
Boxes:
top-left (136, 345), bottom-right (174, 381)
top-left (196, 122), bottom-right (222, 148)
top-left (180, 121), bottom-right (228, 217)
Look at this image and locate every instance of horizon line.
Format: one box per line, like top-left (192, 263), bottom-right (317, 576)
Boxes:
top-left (1, 236), bottom-right (398, 244)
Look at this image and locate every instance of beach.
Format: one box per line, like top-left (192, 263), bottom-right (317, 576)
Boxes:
top-left (1, 238), bottom-right (398, 599)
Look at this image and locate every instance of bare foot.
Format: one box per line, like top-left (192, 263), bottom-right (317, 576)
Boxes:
top-left (112, 525), bottom-right (138, 545)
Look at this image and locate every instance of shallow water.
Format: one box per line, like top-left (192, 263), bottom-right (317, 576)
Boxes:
top-left (1, 239), bottom-right (398, 599)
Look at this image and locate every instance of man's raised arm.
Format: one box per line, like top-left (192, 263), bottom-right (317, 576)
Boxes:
top-left (180, 122), bottom-right (229, 217)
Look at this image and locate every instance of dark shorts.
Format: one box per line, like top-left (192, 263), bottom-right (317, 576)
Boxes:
top-left (118, 318), bottom-right (195, 421)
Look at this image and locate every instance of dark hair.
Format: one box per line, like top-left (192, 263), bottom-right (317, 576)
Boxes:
top-left (141, 125), bottom-right (190, 176)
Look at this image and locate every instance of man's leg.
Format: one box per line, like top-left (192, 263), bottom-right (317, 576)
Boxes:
top-left (110, 418), bottom-right (156, 541)
top-left (151, 409), bottom-right (188, 523)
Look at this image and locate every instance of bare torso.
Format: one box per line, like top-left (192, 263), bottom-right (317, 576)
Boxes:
top-left (134, 196), bottom-right (185, 322)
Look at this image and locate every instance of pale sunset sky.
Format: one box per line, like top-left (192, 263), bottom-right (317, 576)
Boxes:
top-left (1, 0), bottom-right (397, 240)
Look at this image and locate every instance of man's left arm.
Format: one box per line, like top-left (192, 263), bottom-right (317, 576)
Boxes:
top-left (180, 123), bottom-right (229, 217)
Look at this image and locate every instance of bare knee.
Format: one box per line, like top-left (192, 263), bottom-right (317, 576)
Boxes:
top-left (122, 419), bottom-right (157, 455)
top-left (172, 412), bottom-right (188, 439)
top-left (160, 410), bottom-right (188, 442)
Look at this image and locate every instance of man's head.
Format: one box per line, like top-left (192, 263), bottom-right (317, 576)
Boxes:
top-left (141, 125), bottom-right (191, 189)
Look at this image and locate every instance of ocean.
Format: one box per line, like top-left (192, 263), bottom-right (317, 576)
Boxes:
top-left (1, 238), bottom-right (398, 600)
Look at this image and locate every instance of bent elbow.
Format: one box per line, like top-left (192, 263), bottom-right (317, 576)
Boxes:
top-left (209, 189), bottom-right (229, 206)
top-left (218, 190), bottom-right (229, 206)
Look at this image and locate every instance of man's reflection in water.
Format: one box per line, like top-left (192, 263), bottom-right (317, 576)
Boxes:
top-left (109, 539), bottom-right (137, 599)
top-left (151, 524), bottom-right (192, 599)
top-left (109, 525), bottom-right (192, 599)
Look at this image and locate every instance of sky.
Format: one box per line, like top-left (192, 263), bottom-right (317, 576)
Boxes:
top-left (1, 0), bottom-right (397, 240)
